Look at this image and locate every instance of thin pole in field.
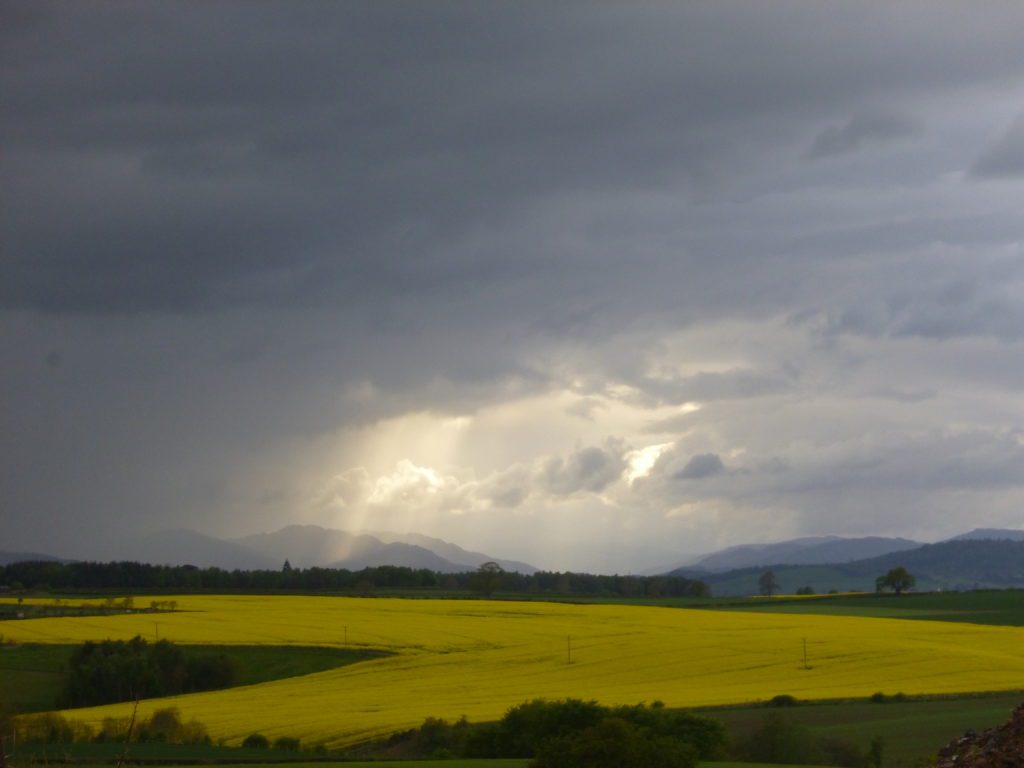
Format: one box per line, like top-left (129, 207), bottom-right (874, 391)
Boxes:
top-left (802, 637), bottom-right (809, 670)
top-left (567, 635), bottom-right (572, 664)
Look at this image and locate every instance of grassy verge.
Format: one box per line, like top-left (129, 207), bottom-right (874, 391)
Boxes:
top-left (1, 643), bottom-right (385, 714)
top-left (704, 589), bottom-right (1024, 626)
top-left (11, 760), bottom-right (829, 768)
top-left (698, 691), bottom-right (1023, 767)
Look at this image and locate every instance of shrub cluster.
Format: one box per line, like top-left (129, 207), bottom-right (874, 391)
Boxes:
top-left (869, 690), bottom-right (907, 703)
top-left (240, 733), bottom-right (302, 750)
top-left (736, 712), bottom-right (883, 768)
top-left (1, 560), bottom-right (710, 598)
top-left (18, 708), bottom-right (208, 745)
top-left (384, 698), bottom-right (725, 766)
top-left (62, 636), bottom-right (237, 707)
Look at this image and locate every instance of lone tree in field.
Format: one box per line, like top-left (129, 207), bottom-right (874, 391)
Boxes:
top-left (758, 570), bottom-right (779, 597)
top-left (876, 566), bottom-right (915, 596)
top-left (473, 561), bottom-right (505, 598)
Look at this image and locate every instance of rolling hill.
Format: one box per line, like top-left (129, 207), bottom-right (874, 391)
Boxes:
top-left (669, 535), bottom-right (923, 573)
top-left (672, 538), bottom-right (1024, 596)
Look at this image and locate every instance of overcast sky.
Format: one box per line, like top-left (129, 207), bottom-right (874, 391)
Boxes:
top-left (4, 2), bottom-right (1024, 571)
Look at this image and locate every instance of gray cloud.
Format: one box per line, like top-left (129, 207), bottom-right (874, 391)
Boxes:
top-left (675, 453), bottom-right (726, 481)
top-left (808, 111), bottom-right (921, 158)
top-left (539, 440), bottom-right (628, 496)
top-left (972, 114), bottom-right (1024, 177)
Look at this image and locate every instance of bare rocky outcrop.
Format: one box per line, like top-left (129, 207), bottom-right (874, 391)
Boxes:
top-left (936, 703), bottom-right (1024, 768)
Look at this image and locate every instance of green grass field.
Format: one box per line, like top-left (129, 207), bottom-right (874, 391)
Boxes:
top-left (699, 691), bottom-right (1023, 767)
top-left (0, 642), bottom-right (383, 714)
top-left (712, 589), bottom-right (1024, 626)
top-left (22, 762), bottom-right (827, 768)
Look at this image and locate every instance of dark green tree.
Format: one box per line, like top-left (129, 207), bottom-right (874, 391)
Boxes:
top-left (875, 567), bottom-right (915, 595)
top-left (472, 561), bottom-right (505, 598)
top-left (758, 570), bottom-right (779, 597)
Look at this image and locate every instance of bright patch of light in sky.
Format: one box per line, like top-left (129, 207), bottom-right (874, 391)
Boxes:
top-left (626, 443), bottom-right (673, 484)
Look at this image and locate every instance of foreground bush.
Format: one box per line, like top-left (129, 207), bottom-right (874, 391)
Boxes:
top-left (18, 708), bottom-right (207, 747)
top-left (390, 698), bottom-right (724, 762)
top-left (532, 716), bottom-right (697, 768)
top-left (17, 713), bottom-right (92, 744)
top-left (242, 732), bottom-right (270, 749)
top-left (273, 736), bottom-right (301, 751)
top-left (63, 636), bottom-right (237, 707)
top-left (736, 712), bottom-right (874, 768)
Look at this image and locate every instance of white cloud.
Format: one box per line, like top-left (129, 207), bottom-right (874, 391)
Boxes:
top-left (367, 460), bottom-right (459, 506)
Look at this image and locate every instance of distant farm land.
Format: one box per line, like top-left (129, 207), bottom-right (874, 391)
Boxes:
top-left (3, 594), bottom-right (1024, 748)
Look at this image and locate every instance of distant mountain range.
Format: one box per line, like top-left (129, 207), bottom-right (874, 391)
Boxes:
top-left (5, 526), bottom-right (1024, 590)
top-left (948, 528), bottom-right (1024, 542)
top-left (669, 535), bottom-right (923, 573)
top-left (0, 551), bottom-right (65, 566)
top-left (668, 529), bottom-right (1024, 596)
top-left (50, 525), bottom-right (539, 574)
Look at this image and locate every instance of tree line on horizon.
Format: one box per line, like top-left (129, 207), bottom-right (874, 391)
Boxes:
top-left (0, 560), bottom-right (710, 598)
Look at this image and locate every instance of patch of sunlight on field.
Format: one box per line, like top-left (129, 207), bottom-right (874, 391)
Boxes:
top-left (4, 595), bottom-right (1024, 748)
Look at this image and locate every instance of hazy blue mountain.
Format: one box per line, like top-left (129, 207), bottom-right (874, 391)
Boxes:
top-left (947, 528), bottom-right (1024, 542)
top-left (367, 530), bottom-right (538, 574)
top-left (99, 529), bottom-right (277, 570)
top-left (679, 538), bottom-right (1024, 596)
top-left (0, 551), bottom-right (65, 566)
top-left (7, 524), bottom-right (532, 574)
top-left (776, 536), bottom-right (922, 564)
top-left (676, 535), bottom-right (921, 573)
top-left (236, 525), bottom-right (371, 569)
top-left (329, 541), bottom-right (470, 573)
top-left (235, 524), bottom-right (534, 573)
top-left (237, 525), bottom-right (465, 571)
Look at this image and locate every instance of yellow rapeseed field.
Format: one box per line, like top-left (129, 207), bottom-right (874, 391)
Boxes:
top-left (4, 595), bottom-right (1024, 747)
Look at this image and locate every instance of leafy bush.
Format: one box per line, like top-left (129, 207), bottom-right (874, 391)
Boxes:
top-left (242, 732), bottom-right (270, 749)
top-left (870, 691), bottom-right (907, 703)
top-left (135, 708), bottom-right (209, 745)
top-left (273, 736), bottom-right (301, 751)
top-left (736, 712), bottom-right (869, 767)
top-left (17, 713), bottom-right (91, 744)
top-left (495, 698), bottom-right (606, 757)
top-left (62, 636), bottom-right (238, 707)
top-left (401, 698), bottom-right (723, 762)
top-left (768, 694), bottom-right (799, 707)
top-left (531, 716), bottom-right (697, 768)
top-left (738, 713), bottom-right (822, 765)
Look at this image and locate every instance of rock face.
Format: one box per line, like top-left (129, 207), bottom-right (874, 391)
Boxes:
top-left (937, 703), bottom-right (1024, 768)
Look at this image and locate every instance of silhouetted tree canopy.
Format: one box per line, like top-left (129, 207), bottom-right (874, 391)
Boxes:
top-left (0, 560), bottom-right (709, 598)
top-left (875, 566), bottom-right (915, 595)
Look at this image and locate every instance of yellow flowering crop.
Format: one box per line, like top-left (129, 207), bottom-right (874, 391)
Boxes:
top-left (4, 595), bottom-right (1024, 747)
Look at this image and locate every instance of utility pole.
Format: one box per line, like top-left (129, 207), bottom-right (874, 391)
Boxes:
top-left (567, 635), bottom-right (572, 664)
top-left (802, 637), bottom-right (810, 670)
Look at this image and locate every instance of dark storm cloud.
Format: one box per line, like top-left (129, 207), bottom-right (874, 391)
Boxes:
top-left (808, 111), bottom-right (920, 158)
top-left (539, 440), bottom-right (627, 496)
top-left (674, 453), bottom-right (726, 481)
top-left (5, 1), bottom-right (1024, 316)
top-left (972, 114), bottom-right (1024, 178)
